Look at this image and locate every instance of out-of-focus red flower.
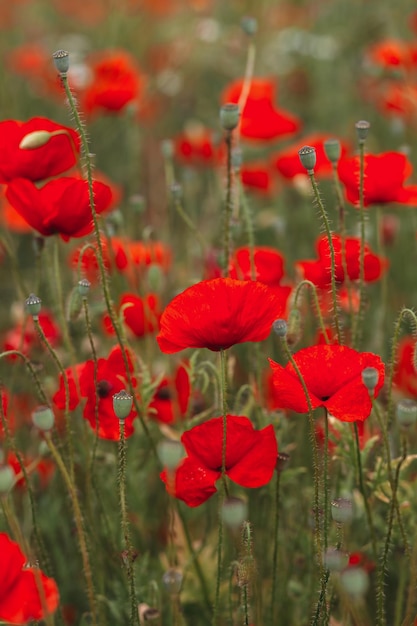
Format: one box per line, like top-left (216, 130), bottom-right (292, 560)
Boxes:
top-left (148, 362), bottom-right (191, 424)
top-left (53, 347), bottom-right (137, 440)
top-left (7, 452), bottom-right (55, 490)
top-left (295, 234), bottom-right (388, 288)
top-left (393, 336), bottom-right (417, 397)
top-left (241, 162), bottom-right (274, 194)
top-left (338, 151), bottom-right (417, 207)
top-left (81, 50), bottom-right (145, 115)
top-left (221, 77), bottom-right (301, 142)
top-left (269, 344), bottom-right (385, 422)
top-left (378, 83), bottom-right (417, 119)
top-left (0, 532), bottom-right (59, 624)
top-left (51, 0), bottom-right (108, 24)
top-left (173, 126), bottom-right (223, 167)
top-left (0, 118), bottom-right (80, 183)
top-left (365, 39), bottom-right (413, 70)
top-left (3, 310), bottom-right (61, 359)
top-left (380, 213), bottom-right (400, 246)
top-left (272, 133), bottom-right (350, 180)
top-left (103, 293), bottom-right (161, 338)
top-left (6, 177), bottom-right (113, 241)
top-left (229, 246), bottom-right (286, 286)
top-left (157, 277), bottom-right (287, 353)
top-left (160, 415), bottom-right (277, 506)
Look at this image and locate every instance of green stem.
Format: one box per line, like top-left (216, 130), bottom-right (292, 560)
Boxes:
top-left (223, 131), bottom-right (233, 277)
top-left (293, 279), bottom-right (329, 342)
top-left (353, 422), bottom-right (377, 561)
top-left (352, 142), bottom-right (366, 350)
top-left (270, 470), bottom-right (281, 625)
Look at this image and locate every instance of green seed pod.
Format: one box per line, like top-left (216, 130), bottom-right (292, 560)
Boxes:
top-left (147, 264), bottom-right (163, 292)
top-left (361, 367), bottom-right (379, 392)
top-left (112, 390), bottom-right (133, 420)
top-left (25, 294), bottom-right (42, 319)
top-left (162, 568), bottom-right (183, 594)
top-left (323, 138), bottom-right (341, 164)
top-left (221, 497), bottom-right (248, 529)
top-left (241, 16), bottom-right (258, 36)
top-left (220, 103), bottom-right (240, 131)
top-left (78, 278), bottom-right (91, 298)
top-left (157, 439), bottom-right (184, 470)
top-left (396, 398), bottom-right (417, 428)
top-left (298, 146), bottom-right (317, 172)
top-left (355, 120), bottom-right (370, 144)
top-left (331, 497), bottom-right (353, 524)
top-left (52, 49), bottom-right (70, 75)
top-left (324, 547), bottom-right (349, 572)
top-left (32, 405), bottom-right (55, 431)
top-left (0, 465), bottom-right (15, 495)
top-left (273, 318), bottom-right (287, 338)
top-left (340, 566), bottom-right (369, 598)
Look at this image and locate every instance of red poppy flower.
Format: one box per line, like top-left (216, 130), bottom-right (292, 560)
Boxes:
top-left (269, 344), bottom-right (385, 422)
top-left (174, 126), bottom-right (223, 167)
top-left (378, 83), bottom-right (417, 120)
top-left (148, 362), bottom-right (191, 424)
top-left (295, 234), bottom-right (388, 288)
top-left (157, 277), bottom-right (287, 353)
top-left (393, 336), bottom-right (417, 397)
top-left (6, 177), bottom-right (113, 241)
top-left (0, 533), bottom-right (59, 624)
top-left (106, 293), bottom-right (161, 338)
top-left (229, 246), bottom-right (286, 286)
top-left (3, 310), bottom-right (61, 359)
top-left (338, 151), bottom-right (417, 206)
top-left (7, 452), bottom-right (55, 490)
top-left (272, 133), bottom-right (350, 180)
top-left (160, 415), bottom-right (277, 506)
top-left (0, 118), bottom-right (80, 183)
top-left (221, 78), bottom-right (301, 141)
top-left (241, 161), bottom-right (274, 194)
top-left (365, 39), bottom-right (412, 69)
top-left (81, 50), bottom-right (145, 115)
top-left (53, 347), bottom-right (137, 440)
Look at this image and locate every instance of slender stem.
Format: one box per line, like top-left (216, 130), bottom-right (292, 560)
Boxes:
top-left (270, 470), bottom-right (281, 625)
top-left (222, 131), bottom-right (233, 277)
top-left (353, 422), bottom-right (377, 561)
top-left (172, 193), bottom-right (206, 256)
top-left (308, 171), bottom-right (341, 344)
top-left (353, 142), bottom-right (366, 350)
top-left (293, 279), bottom-right (329, 342)
top-left (44, 433), bottom-right (98, 626)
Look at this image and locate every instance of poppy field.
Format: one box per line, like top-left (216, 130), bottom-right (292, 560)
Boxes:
top-left (3, 0), bottom-right (417, 625)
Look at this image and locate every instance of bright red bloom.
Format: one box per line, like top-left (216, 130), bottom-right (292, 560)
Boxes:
top-left (338, 152), bottom-right (417, 207)
top-left (6, 177), bottom-right (113, 241)
top-left (0, 118), bottom-right (80, 183)
top-left (241, 162), bottom-right (274, 194)
top-left (393, 336), bottom-right (417, 397)
top-left (174, 126), bottom-right (223, 167)
top-left (272, 133), bottom-right (349, 180)
top-left (53, 347), bottom-right (137, 440)
top-left (295, 234), bottom-right (388, 288)
top-left (269, 344), bottom-right (385, 422)
top-left (105, 293), bottom-right (161, 338)
top-left (229, 246), bottom-right (286, 286)
top-left (161, 415), bottom-right (277, 506)
top-left (82, 50), bottom-right (145, 115)
top-left (0, 533), bottom-right (59, 624)
top-left (148, 362), bottom-right (191, 424)
top-left (157, 277), bottom-right (287, 353)
top-left (221, 78), bottom-right (301, 142)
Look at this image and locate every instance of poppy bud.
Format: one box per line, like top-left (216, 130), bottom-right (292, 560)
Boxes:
top-left (355, 120), bottom-right (370, 145)
top-left (273, 318), bottom-right (287, 337)
top-left (324, 547), bottom-right (349, 572)
top-left (298, 146), bottom-right (316, 172)
top-left (52, 49), bottom-right (70, 75)
top-left (221, 496), bottom-right (248, 529)
top-left (25, 294), bottom-right (42, 320)
top-left (78, 278), bottom-right (91, 298)
top-left (340, 566), bottom-right (369, 598)
top-left (157, 439), bottom-right (184, 470)
top-left (241, 16), bottom-right (258, 36)
top-left (147, 264), bottom-right (163, 292)
top-left (32, 405), bottom-right (55, 431)
top-left (331, 497), bottom-right (353, 524)
top-left (19, 130), bottom-right (52, 150)
top-left (323, 138), bottom-right (341, 164)
top-left (276, 451), bottom-right (290, 473)
top-left (0, 464), bottom-right (15, 495)
top-left (67, 287), bottom-right (83, 322)
top-left (286, 309), bottom-right (302, 346)
top-left (220, 103), bottom-right (240, 131)
top-left (112, 390), bottom-right (133, 420)
top-left (396, 399), bottom-right (417, 428)
top-left (361, 367), bottom-right (379, 392)
top-left (162, 568), bottom-right (183, 594)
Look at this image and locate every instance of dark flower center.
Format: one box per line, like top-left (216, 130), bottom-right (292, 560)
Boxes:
top-left (97, 380), bottom-right (113, 398)
top-left (155, 387), bottom-right (172, 401)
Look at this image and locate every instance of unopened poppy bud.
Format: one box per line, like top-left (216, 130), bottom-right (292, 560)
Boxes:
top-left (286, 309), bottom-right (302, 346)
top-left (323, 138), bottom-right (342, 164)
top-left (0, 464), bottom-right (15, 495)
top-left (331, 497), bottom-right (353, 524)
top-left (161, 139), bottom-right (174, 159)
top-left (298, 146), bottom-right (317, 172)
top-left (273, 318), bottom-right (287, 337)
top-left (19, 130), bottom-right (52, 150)
top-left (52, 49), bottom-right (70, 75)
top-left (276, 452), bottom-right (290, 472)
top-left (147, 264), bottom-right (163, 292)
top-left (355, 120), bottom-right (370, 144)
top-left (162, 568), bottom-right (183, 594)
top-left (340, 566), bottom-right (369, 598)
top-left (324, 547), bottom-right (349, 572)
top-left (396, 399), bottom-right (417, 428)
top-left (32, 405), bottom-right (55, 431)
top-left (221, 496), bottom-right (248, 528)
top-left (157, 439), bottom-right (184, 470)
top-left (112, 390), bottom-right (133, 419)
top-left (220, 103), bottom-right (240, 131)
top-left (78, 278), bottom-right (91, 298)
top-left (241, 16), bottom-right (258, 36)
top-left (25, 294), bottom-right (41, 320)
top-left (67, 287), bottom-right (83, 322)
top-left (361, 367), bottom-right (379, 392)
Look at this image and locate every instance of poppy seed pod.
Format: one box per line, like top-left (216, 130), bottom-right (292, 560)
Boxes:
top-left (162, 568), bottom-right (183, 594)
top-left (331, 497), bottom-right (353, 524)
top-left (396, 398), bottom-right (417, 428)
top-left (273, 318), bottom-right (287, 338)
top-left (221, 497), bottom-right (248, 529)
top-left (241, 16), bottom-right (258, 36)
top-left (324, 547), bottom-right (349, 572)
top-left (157, 439), bottom-right (184, 470)
top-left (25, 294), bottom-right (42, 320)
top-left (340, 566), bottom-right (369, 598)
top-left (298, 146), bottom-right (317, 172)
top-left (78, 278), bottom-right (91, 298)
top-left (0, 465), bottom-right (15, 495)
top-left (361, 366), bottom-right (379, 392)
top-left (355, 120), bottom-right (370, 144)
top-left (52, 50), bottom-right (70, 75)
top-left (323, 138), bottom-right (342, 164)
top-left (32, 406), bottom-right (55, 432)
top-left (220, 103), bottom-right (240, 131)
top-left (112, 390), bottom-right (133, 420)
